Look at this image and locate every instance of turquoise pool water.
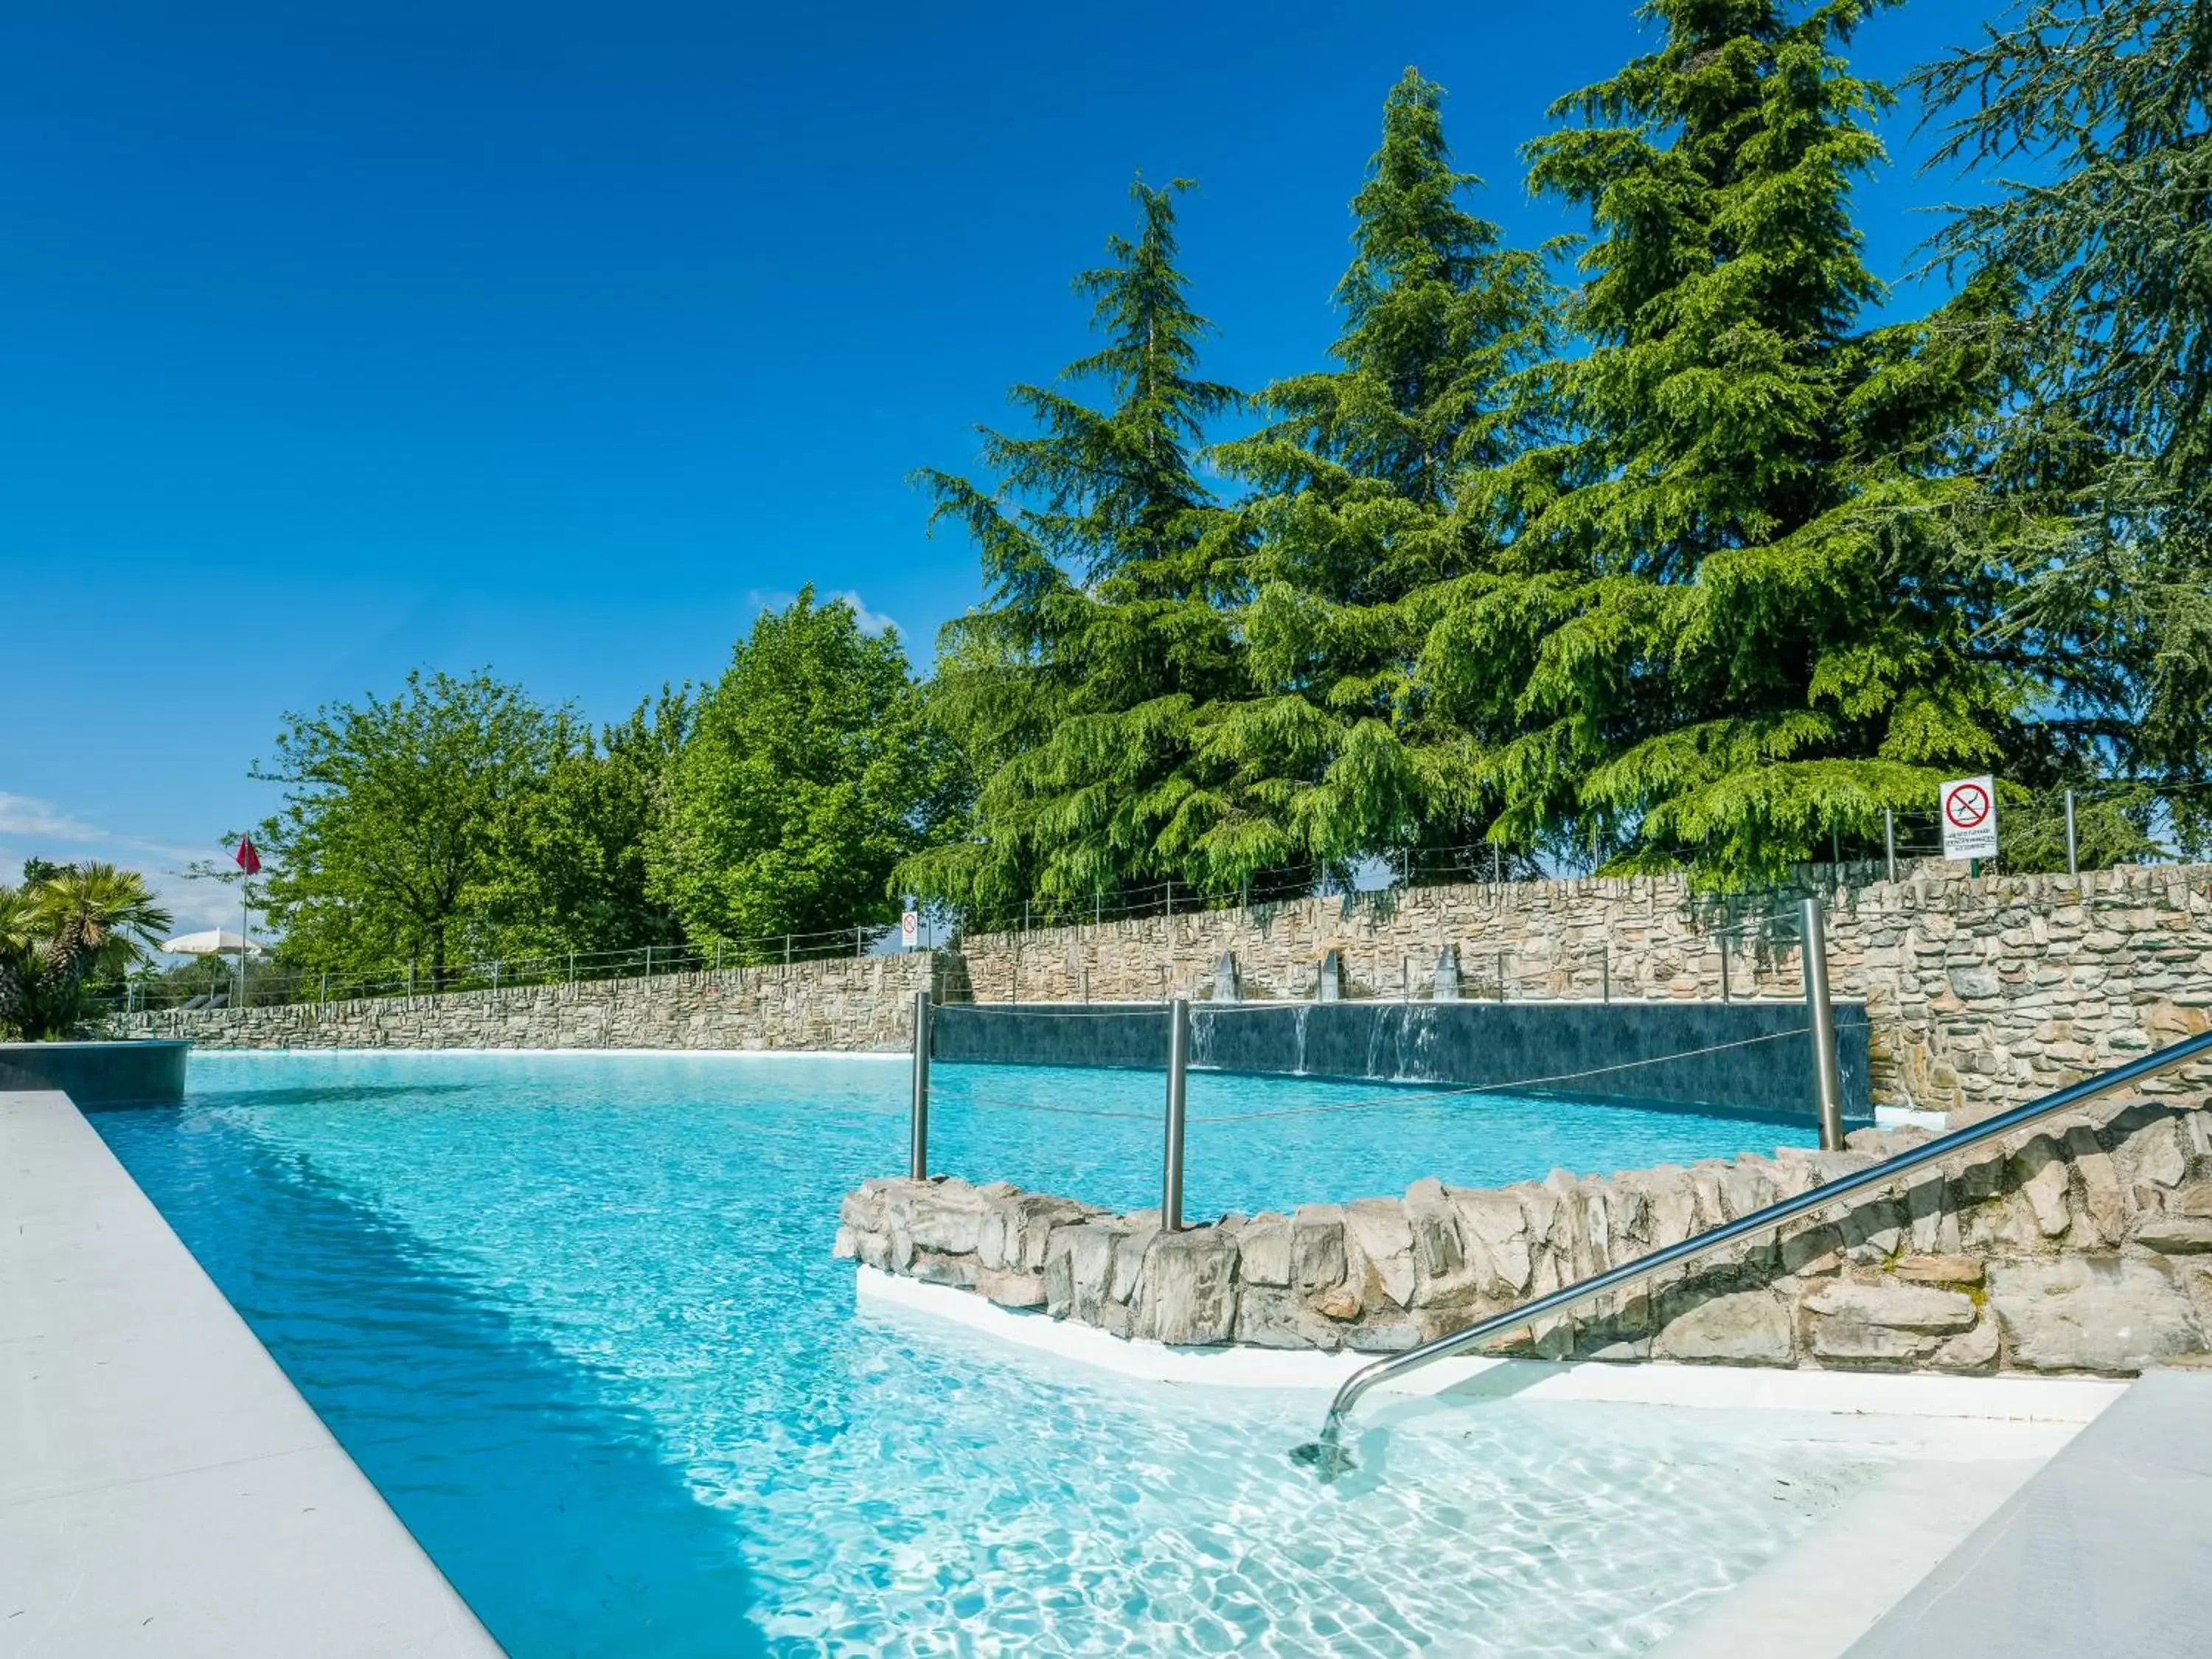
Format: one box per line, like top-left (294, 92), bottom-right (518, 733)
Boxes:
top-left (94, 1051), bottom-right (1872, 1656)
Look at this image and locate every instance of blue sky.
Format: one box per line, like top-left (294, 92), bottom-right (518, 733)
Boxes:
top-left (1, 0), bottom-right (1994, 927)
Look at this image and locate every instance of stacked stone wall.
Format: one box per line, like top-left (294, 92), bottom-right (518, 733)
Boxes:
top-left (955, 863), bottom-right (2212, 1112)
top-left (836, 1085), bottom-right (2212, 1377)
top-left (118, 954), bottom-right (936, 1052)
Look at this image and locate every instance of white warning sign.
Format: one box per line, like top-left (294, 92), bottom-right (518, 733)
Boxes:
top-left (1939, 776), bottom-right (1999, 861)
top-left (900, 908), bottom-right (919, 949)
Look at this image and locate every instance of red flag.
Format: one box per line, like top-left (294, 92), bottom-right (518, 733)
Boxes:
top-left (234, 835), bottom-right (262, 876)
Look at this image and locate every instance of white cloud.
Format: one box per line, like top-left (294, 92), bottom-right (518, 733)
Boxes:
top-left (740, 588), bottom-right (903, 639)
top-left (0, 791), bottom-right (104, 841)
top-left (829, 591), bottom-right (902, 638)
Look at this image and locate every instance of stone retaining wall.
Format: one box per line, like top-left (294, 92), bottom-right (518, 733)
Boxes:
top-left (836, 1085), bottom-right (2212, 1377)
top-left (118, 955), bottom-right (935, 1051)
top-left (954, 863), bottom-right (2212, 1113)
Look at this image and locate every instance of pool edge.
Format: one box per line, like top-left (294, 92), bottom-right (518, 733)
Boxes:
top-left (0, 1086), bottom-right (506, 1658)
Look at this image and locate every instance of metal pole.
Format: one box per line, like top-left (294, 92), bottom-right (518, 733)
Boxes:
top-left (856, 925), bottom-right (864, 959)
top-left (240, 885), bottom-right (248, 1007)
top-left (2065, 789), bottom-right (2079, 876)
top-left (568, 949), bottom-right (575, 985)
top-left (1801, 896), bottom-right (1846, 1152)
top-left (1496, 948), bottom-right (1507, 1001)
top-left (783, 933), bottom-right (791, 967)
top-left (715, 939), bottom-right (723, 972)
top-left (1719, 932), bottom-right (1731, 1004)
top-left (1162, 997), bottom-right (1189, 1232)
top-left (1600, 952), bottom-right (1610, 1004)
top-left (493, 960), bottom-right (501, 991)
top-left (1492, 844), bottom-right (1502, 886)
top-left (320, 970), bottom-right (327, 1004)
top-left (1884, 810), bottom-right (1896, 882)
top-left (908, 990), bottom-right (933, 1180)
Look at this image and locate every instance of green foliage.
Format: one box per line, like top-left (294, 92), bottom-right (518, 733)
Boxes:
top-left (254, 670), bottom-right (563, 984)
top-left (650, 591), bottom-right (958, 950)
top-left (1913, 0), bottom-right (2212, 793)
top-left (477, 689), bottom-right (692, 959)
top-left (0, 861), bottom-right (172, 1040)
top-left (900, 178), bottom-right (1245, 916)
top-left (1447, 0), bottom-right (2038, 888)
top-left (1208, 68), bottom-right (1562, 883)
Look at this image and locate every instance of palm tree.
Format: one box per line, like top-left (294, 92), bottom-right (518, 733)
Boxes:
top-left (0, 863), bottom-right (173, 1040)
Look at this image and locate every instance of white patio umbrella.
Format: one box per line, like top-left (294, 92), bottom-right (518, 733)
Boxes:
top-left (159, 928), bottom-right (266, 957)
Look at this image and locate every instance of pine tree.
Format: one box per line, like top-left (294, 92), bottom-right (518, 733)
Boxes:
top-left (1202, 68), bottom-right (1559, 886)
top-left (1476, 0), bottom-right (2032, 887)
top-left (897, 178), bottom-right (1243, 919)
top-left (1914, 0), bottom-right (2212, 846)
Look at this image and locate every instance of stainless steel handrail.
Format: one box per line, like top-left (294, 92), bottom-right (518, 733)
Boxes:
top-left (1292, 1028), bottom-right (2212, 1476)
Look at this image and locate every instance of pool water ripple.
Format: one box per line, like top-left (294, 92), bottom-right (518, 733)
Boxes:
top-left (94, 1050), bottom-right (1874, 1657)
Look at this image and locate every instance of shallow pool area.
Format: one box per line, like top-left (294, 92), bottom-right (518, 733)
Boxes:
top-left (92, 1051), bottom-right (1877, 1655)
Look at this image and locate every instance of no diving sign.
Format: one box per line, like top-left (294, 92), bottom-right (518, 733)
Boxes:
top-left (1940, 775), bottom-right (1999, 860)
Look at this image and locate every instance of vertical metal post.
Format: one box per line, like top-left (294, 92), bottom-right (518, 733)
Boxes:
top-left (643, 947), bottom-right (650, 978)
top-left (1023, 900), bottom-right (1031, 933)
top-left (1884, 810), bottom-right (1896, 882)
top-left (1801, 897), bottom-right (1846, 1152)
top-left (715, 939), bottom-right (723, 972)
top-left (1719, 931), bottom-right (1731, 1004)
top-left (320, 970), bottom-right (327, 1004)
top-left (1496, 948), bottom-right (1507, 1001)
top-left (1601, 953), bottom-right (1610, 1004)
top-left (856, 925), bottom-right (864, 959)
top-left (407, 961), bottom-right (415, 999)
top-left (1492, 844), bottom-right (1503, 886)
top-left (1094, 891), bottom-right (1102, 927)
top-left (2065, 789), bottom-right (2079, 876)
top-left (568, 949), bottom-right (576, 985)
top-left (1162, 997), bottom-right (1189, 1232)
top-left (783, 933), bottom-right (792, 967)
top-left (908, 990), bottom-right (933, 1180)
top-left (493, 960), bottom-right (501, 991)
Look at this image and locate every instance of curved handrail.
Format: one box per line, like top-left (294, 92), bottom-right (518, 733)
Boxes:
top-left (1292, 1028), bottom-right (2212, 1478)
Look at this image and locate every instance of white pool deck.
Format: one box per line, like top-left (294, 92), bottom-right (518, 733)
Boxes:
top-left (0, 1089), bottom-right (501, 1658)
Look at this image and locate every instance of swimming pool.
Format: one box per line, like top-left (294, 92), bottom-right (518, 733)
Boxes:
top-left (95, 1050), bottom-right (1870, 1655)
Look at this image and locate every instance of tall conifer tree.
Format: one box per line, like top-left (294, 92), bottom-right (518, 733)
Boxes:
top-left (1474, 0), bottom-right (2031, 886)
top-left (897, 179), bottom-right (1243, 918)
top-left (1915, 0), bottom-right (2212, 842)
top-left (1200, 69), bottom-right (1558, 886)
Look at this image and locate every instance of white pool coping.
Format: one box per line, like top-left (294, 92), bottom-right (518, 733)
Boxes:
top-left (855, 1267), bottom-right (2124, 1422)
top-left (0, 1089), bottom-right (502, 1658)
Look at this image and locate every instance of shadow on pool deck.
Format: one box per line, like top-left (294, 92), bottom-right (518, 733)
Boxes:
top-left (91, 1103), bottom-right (769, 1659)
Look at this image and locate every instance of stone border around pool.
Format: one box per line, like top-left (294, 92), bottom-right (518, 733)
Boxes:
top-left (837, 1085), bottom-right (2212, 1377)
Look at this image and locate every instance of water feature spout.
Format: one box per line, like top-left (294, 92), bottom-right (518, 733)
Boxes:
top-left (1318, 950), bottom-right (1343, 1003)
top-left (1433, 945), bottom-right (1461, 1002)
top-left (1213, 951), bottom-right (1240, 1004)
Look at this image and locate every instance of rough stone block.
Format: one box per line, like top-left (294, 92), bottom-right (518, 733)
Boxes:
top-left (1990, 1256), bottom-right (2203, 1373)
top-left (1891, 1253), bottom-right (1984, 1287)
top-left (1238, 1215), bottom-right (1291, 1287)
top-left (2130, 1215), bottom-right (2212, 1254)
top-left (1651, 1290), bottom-right (1795, 1366)
top-left (1136, 1227), bottom-right (1238, 1346)
top-left (1345, 1198), bottom-right (1417, 1310)
top-left (1290, 1204), bottom-right (1346, 1294)
top-left (976, 1268), bottom-right (1046, 1308)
